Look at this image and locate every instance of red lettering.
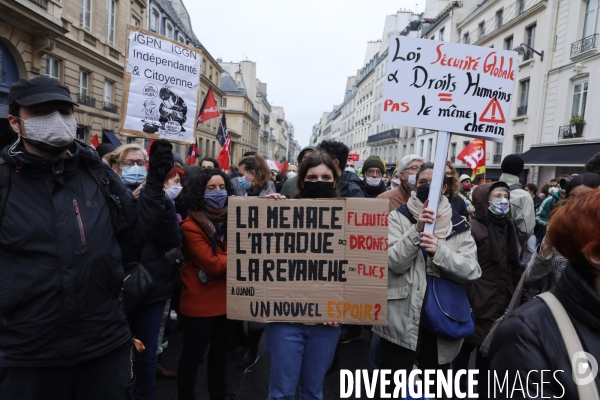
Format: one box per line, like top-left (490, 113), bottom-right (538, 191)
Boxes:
top-left (383, 99), bottom-right (393, 111)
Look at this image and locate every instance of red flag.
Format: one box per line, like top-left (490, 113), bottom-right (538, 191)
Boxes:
top-left (457, 139), bottom-right (486, 180)
top-left (283, 161), bottom-right (288, 174)
top-left (217, 133), bottom-right (232, 170)
top-left (197, 87), bottom-right (220, 124)
top-left (187, 144), bottom-right (200, 165)
top-left (89, 134), bottom-right (99, 149)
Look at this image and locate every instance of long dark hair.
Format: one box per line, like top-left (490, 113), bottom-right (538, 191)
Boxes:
top-left (179, 169), bottom-right (234, 211)
top-left (295, 151), bottom-right (340, 199)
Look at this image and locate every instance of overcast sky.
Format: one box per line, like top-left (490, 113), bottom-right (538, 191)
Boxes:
top-left (187, 0), bottom-right (423, 148)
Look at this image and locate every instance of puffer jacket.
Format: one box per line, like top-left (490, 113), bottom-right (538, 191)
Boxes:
top-left (499, 173), bottom-right (535, 245)
top-left (488, 265), bottom-right (600, 399)
top-left (373, 206), bottom-right (481, 364)
top-left (339, 170), bottom-right (365, 198)
top-left (467, 183), bottom-right (522, 345)
top-left (0, 140), bottom-right (165, 367)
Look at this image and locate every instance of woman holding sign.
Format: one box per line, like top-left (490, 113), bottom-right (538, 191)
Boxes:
top-left (265, 151), bottom-right (342, 400)
top-left (176, 169), bottom-right (236, 400)
top-left (372, 162), bottom-right (481, 398)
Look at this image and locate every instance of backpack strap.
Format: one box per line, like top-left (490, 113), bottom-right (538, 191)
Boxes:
top-left (82, 160), bottom-right (128, 234)
top-left (537, 292), bottom-right (600, 400)
top-left (0, 157), bottom-right (10, 227)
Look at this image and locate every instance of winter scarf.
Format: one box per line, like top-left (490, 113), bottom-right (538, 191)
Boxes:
top-left (406, 191), bottom-right (453, 242)
top-left (189, 206), bottom-right (228, 256)
top-left (486, 212), bottom-right (520, 267)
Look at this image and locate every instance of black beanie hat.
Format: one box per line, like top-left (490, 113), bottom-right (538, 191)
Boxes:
top-left (501, 154), bottom-right (525, 176)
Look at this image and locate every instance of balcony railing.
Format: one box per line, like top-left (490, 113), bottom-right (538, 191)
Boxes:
top-left (558, 125), bottom-right (584, 139)
top-left (460, 0), bottom-right (543, 45)
top-left (571, 34), bottom-right (598, 58)
top-left (493, 154), bottom-right (502, 163)
top-left (517, 105), bottom-right (528, 116)
top-left (77, 94), bottom-right (96, 107)
top-left (102, 102), bottom-right (118, 114)
top-left (367, 128), bottom-right (400, 145)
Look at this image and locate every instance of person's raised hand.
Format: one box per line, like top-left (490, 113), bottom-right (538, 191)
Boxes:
top-left (147, 140), bottom-right (174, 185)
top-left (420, 232), bottom-right (439, 254)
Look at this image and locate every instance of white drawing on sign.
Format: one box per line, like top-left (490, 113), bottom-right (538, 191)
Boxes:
top-left (158, 87), bottom-right (187, 134)
top-left (142, 100), bottom-right (160, 133)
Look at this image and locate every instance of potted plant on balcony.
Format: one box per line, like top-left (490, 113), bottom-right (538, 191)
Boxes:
top-left (570, 114), bottom-right (585, 137)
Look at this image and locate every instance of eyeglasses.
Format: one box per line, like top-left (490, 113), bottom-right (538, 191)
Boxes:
top-left (122, 159), bottom-right (146, 167)
top-left (404, 166), bottom-right (420, 172)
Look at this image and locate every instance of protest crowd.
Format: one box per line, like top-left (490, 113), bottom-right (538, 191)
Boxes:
top-left (1, 71), bottom-right (600, 400)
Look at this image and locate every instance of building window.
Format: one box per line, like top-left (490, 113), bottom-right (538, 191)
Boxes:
top-left (518, 79), bottom-right (529, 116)
top-left (504, 35), bottom-right (513, 50)
top-left (496, 9), bottom-right (503, 29)
top-left (221, 97), bottom-right (227, 107)
top-left (79, 70), bottom-right (89, 97)
top-left (76, 125), bottom-right (88, 142)
top-left (583, 0), bottom-right (598, 38)
top-left (494, 142), bottom-right (503, 163)
top-left (450, 143), bottom-right (457, 162)
top-left (127, 137), bottom-right (136, 144)
top-left (439, 27), bottom-right (445, 41)
top-left (106, 0), bottom-right (116, 45)
top-left (150, 9), bottom-right (160, 32)
top-left (131, 16), bottom-right (140, 26)
top-left (410, 144), bottom-right (414, 154)
top-left (479, 21), bottom-right (485, 39)
top-left (209, 65), bottom-right (213, 81)
top-left (103, 80), bottom-right (113, 103)
top-left (514, 135), bottom-right (524, 154)
top-left (571, 80), bottom-right (588, 117)
top-left (419, 140), bottom-right (424, 157)
top-left (166, 23), bottom-right (173, 39)
top-left (427, 139), bottom-right (433, 161)
top-left (524, 24), bottom-right (536, 60)
top-left (80, 0), bottom-right (91, 30)
top-left (202, 59), bottom-right (207, 75)
top-left (45, 56), bottom-right (60, 79)
top-left (178, 35), bottom-right (185, 43)
top-left (463, 32), bottom-right (470, 44)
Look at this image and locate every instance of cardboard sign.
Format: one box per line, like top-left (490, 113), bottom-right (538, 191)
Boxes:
top-left (227, 197), bottom-right (389, 325)
top-left (380, 36), bottom-right (518, 143)
top-left (120, 26), bottom-right (202, 144)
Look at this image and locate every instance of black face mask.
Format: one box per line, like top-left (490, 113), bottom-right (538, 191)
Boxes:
top-left (302, 181), bottom-right (335, 199)
top-left (416, 183), bottom-right (430, 203)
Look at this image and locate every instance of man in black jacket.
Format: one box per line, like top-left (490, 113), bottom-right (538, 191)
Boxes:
top-left (0, 76), bottom-right (173, 399)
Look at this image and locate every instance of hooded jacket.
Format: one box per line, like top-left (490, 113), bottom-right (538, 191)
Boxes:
top-left (377, 181), bottom-right (412, 212)
top-left (499, 173), bottom-right (535, 244)
top-left (488, 265), bottom-right (600, 399)
top-left (0, 140), bottom-right (165, 367)
top-left (467, 183), bottom-right (522, 345)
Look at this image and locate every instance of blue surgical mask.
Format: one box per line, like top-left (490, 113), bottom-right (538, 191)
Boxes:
top-left (238, 175), bottom-right (251, 190)
top-left (204, 189), bottom-right (228, 209)
top-left (122, 165), bottom-right (146, 185)
top-left (489, 198), bottom-right (510, 215)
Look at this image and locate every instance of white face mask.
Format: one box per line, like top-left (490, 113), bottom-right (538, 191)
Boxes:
top-left (365, 177), bottom-right (382, 187)
top-left (287, 171), bottom-right (297, 179)
top-left (548, 187), bottom-right (559, 195)
top-left (407, 174), bottom-right (417, 186)
top-left (21, 111), bottom-right (77, 148)
top-left (392, 178), bottom-right (401, 186)
top-left (345, 166), bottom-right (355, 173)
top-left (166, 185), bottom-right (183, 200)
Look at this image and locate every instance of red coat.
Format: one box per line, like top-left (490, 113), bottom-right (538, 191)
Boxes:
top-left (179, 218), bottom-right (227, 317)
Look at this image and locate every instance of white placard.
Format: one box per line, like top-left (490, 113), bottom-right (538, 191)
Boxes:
top-left (120, 26), bottom-right (202, 144)
top-left (381, 36), bottom-right (519, 143)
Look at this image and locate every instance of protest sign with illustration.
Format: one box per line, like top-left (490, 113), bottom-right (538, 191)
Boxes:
top-left (380, 36), bottom-right (518, 142)
top-left (227, 197), bottom-right (389, 325)
top-left (120, 25), bottom-right (202, 144)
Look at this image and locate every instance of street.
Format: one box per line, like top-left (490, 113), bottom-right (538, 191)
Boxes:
top-left (156, 326), bottom-right (372, 400)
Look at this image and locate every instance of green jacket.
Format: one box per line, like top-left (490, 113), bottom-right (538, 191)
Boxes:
top-left (535, 191), bottom-right (562, 227)
top-left (280, 176), bottom-right (298, 198)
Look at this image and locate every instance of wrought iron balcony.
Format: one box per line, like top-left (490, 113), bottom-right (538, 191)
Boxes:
top-left (367, 128), bottom-right (400, 145)
top-left (517, 105), bottom-right (528, 116)
top-left (571, 34), bottom-right (598, 58)
top-left (558, 125), bottom-right (584, 139)
top-left (102, 102), bottom-right (118, 114)
top-left (77, 94), bottom-right (96, 107)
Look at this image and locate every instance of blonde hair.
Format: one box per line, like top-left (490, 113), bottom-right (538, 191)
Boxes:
top-left (109, 144), bottom-right (148, 167)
